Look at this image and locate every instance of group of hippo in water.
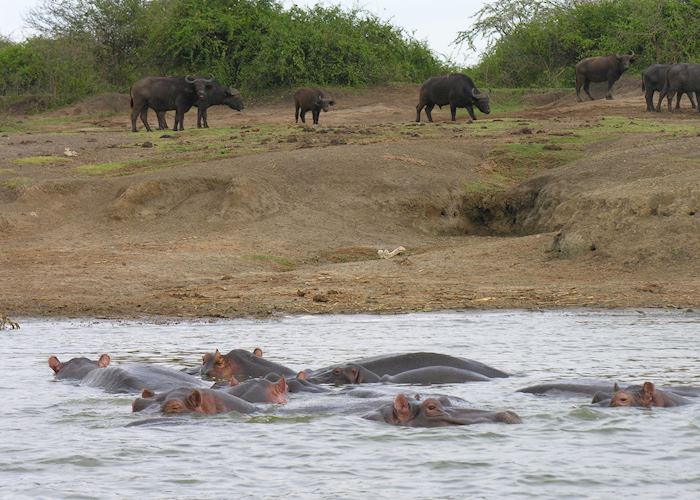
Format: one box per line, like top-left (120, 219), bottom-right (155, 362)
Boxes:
top-left (48, 348), bottom-right (697, 427)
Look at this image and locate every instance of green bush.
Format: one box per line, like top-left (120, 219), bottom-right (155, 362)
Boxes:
top-left (464, 0), bottom-right (700, 88)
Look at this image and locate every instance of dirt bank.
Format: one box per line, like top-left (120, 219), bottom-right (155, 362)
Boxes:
top-left (1, 79), bottom-right (698, 318)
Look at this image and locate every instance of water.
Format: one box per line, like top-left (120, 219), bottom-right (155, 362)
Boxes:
top-left (1, 310), bottom-right (699, 499)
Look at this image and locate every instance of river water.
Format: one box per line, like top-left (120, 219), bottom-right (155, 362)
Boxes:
top-left (1, 310), bottom-right (698, 499)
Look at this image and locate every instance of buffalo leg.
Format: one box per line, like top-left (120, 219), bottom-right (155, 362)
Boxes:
top-left (202, 109), bottom-right (209, 128)
top-left (156, 111), bottom-right (168, 130)
top-left (691, 92), bottom-right (698, 110)
top-left (450, 103), bottom-right (458, 121)
top-left (300, 110), bottom-right (306, 124)
top-left (675, 92), bottom-right (683, 110)
top-left (645, 90), bottom-right (655, 112)
top-left (466, 104), bottom-right (476, 121)
top-left (415, 103), bottom-right (423, 122)
top-left (425, 104), bottom-right (435, 122)
top-left (605, 79), bottom-right (615, 99)
top-left (295, 104), bottom-right (300, 123)
top-left (583, 79), bottom-right (594, 100)
top-left (130, 105), bottom-right (145, 132)
top-left (312, 109), bottom-right (320, 125)
top-left (139, 108), bottom-right (152, 132)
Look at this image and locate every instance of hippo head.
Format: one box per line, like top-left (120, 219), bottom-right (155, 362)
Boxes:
top-left (472, 88), bottom-right (491, 114)
top-left (387, 394), bottom-right (521, 427)
top-left (615, 52), bottom-right (635, 72)
top-left (162, 389), bottom-right (225, 415)
top-left (610, 381), bottom-right (655, 407)
top-left (48, 353), bottom-right (111, 380)
top-left (201, 350), bottom-right (241, 384)
top-left (257, 375), bottom-right (289, 404)
top-left (327, 364), bottom-right (364, 385)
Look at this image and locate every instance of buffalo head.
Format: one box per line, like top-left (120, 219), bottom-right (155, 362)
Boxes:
top-left (317, 96), bottom-right (335, 112)
top-left (472, 87), bottom-right (491, 114)
top-left (224, 86), bottom-right (244, 111)
top-left (615, 52), bottom-right (635, 72)
top-left (185, 75), bottom-right (214, 99)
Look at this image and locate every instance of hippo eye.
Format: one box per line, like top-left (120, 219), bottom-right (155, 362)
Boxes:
top-left (332, 368), bottom-right (341, 376)
top-left (215, 360), bottom-right (225, 367)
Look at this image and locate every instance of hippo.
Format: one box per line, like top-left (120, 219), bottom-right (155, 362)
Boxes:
top-left (226, 376), bottom-right (288, 404)
top-left (326, 363), bottom-right (490, 385)
top-left (364, 393), bottom-right (522, 427)
top-left (201, 349), bottom-right (296, 383)
top-left (308, 352), bottom-right (508, 383)
top-left (138, 388), bottom-right (257, 415)
top-left (517, 381), bottom-right (615, 397)
top-left (267, 372), bottom-right (329, 394)
top-left (81, 363), bottom-right (208, 393)
top-left (609, 382), bottom-right (691, 408)
top-left (48, 354), bottom-right (111, 380)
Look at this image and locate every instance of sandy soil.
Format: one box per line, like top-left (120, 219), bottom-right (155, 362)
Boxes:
top-left (1, 77), bottom-right (698, 319)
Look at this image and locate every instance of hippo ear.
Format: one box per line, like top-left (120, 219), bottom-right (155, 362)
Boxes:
top-left (393, 394), bottom-right (412, 422)
top-left (97, 353), bottom-right (111, 368)
top-left (202, 353), bottom-right (212, 364)
top-left (296, 371), bottom-right (307, 381)
top-left (641, 382), bottom-right (655, 403)
top-left (214, 350), bottom-right (224, 363)
top-left (613, 382), bottom-right (620, 392)
top-left (350, 367), bottom-right (360, 382)
top-left (48, 356), bottom-right (63, 373)
top-left (142, 388), bottom-right (155, 398)
top-left (185, 390), bottom-right (202, 410)
top-left (276, 377), bottom-right (288, 393)
top-left (253, 347), bottom-right (263, 358)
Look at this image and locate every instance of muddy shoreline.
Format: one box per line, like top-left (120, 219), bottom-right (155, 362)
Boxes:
top-left (2, 81), bottom-right (699, 319)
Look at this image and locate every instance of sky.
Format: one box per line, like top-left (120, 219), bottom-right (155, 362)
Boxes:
top-left (0, 0), bottom-right (490, 64)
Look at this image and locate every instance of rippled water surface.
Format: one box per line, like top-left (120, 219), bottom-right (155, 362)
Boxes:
top-left (2, 310), bottom-right (699, 499)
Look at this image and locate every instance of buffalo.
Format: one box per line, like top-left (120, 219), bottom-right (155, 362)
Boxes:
top-left (575, 53), bottom-right (635, 102)
top-left (130, 76), bottom-right (243, 132)
top-left (155, 83), bottom-right (244, 130)
top-left (657, 63), bottom-right (700, 113)
top-left (294, 88), bottom-right (335, 125)
top-left (416, 73), bottom-right (490, 123)
top-left (643, 64), bottom-right (696, 112)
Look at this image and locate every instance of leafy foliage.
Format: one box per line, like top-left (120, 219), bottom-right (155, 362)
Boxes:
top-left (0, 0), bottom-right (444, 110)
top-left (463, 0), bottom-right (700, 87)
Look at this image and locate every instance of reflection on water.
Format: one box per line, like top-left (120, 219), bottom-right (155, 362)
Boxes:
top-left (1, 310), bottom-right (699, 499)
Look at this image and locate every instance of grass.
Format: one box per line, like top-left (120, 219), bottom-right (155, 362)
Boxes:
top-left (12, 155), bottom-right (73, 165)
top-left (1, 176), bottom-right (32, 189)
top-left (76, 158), bottom-right (178, 176)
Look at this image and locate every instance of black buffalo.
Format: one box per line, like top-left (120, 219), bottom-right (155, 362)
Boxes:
top-left (294, 88), bottom-right (335, 125)
top-left (131, 76), bottom-right (243, 132)
top-left (575, 53), bottom-right (635, 102)
top-left (155, 82), bottom-right (244, 130)
top-left (643, 64), bottom-right (696, 112)
top-left (657, 63), bottom-right (700, 113)
top-left (416, 74), bottom-right (490, 122)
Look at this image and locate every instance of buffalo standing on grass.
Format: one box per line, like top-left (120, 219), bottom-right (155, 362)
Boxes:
top-left (130, 76), bottom-right (243, 132)
top-left (294, 88), bottom-right (335, 125)
top-left (416, 74), bottom-right (490, 123)
top-left (575, 53), bottom-right (635, 102)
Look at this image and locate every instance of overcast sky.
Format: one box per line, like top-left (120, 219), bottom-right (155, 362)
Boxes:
top-left (1, 0), bottom-right (490, 64)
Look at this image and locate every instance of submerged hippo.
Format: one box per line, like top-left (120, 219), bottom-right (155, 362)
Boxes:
top-left (81, 363), bottom-right (208, 393)
top-left (153, 388), bottom-right (257, 415)
top-left (609, 382), bottom-right (691, 408)
top-left (48, 354), bottom-right (111, 380)
top-left (326, 363), bottom-right (490, 385)
top-left (364, 393), bottom-right (522, 427)
top-left (309, 352), bottom-right (508, 383)
top-left (201, 349), bottom-right (296, 383)
top-left (226, 376), bottom-right (288, 404)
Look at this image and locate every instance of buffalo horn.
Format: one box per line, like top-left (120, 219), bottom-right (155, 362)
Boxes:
top-left (185, 75), bottom-right (196, 83)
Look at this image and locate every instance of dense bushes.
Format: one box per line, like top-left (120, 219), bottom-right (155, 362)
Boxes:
top-left (0, 0), bottom-right (444, 109)
top-left (462, 0), bottom-right (700, 88)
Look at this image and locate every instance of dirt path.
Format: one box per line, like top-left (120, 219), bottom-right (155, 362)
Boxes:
top-left (1, 79), bottom-right (698, 318)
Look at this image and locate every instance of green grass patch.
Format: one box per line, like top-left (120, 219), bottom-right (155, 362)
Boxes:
top-left (244, 254), bottom-right (296, 270)
top-left (12, 155), bottom-right (73, 165)
top-left (1, 176), bottom-right (32, 189)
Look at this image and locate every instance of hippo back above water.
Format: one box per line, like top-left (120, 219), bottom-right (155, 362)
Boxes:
top-left (49, 354), bottom-right (111, 380)
top-left (416, 73), bottom-right (490, 122)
